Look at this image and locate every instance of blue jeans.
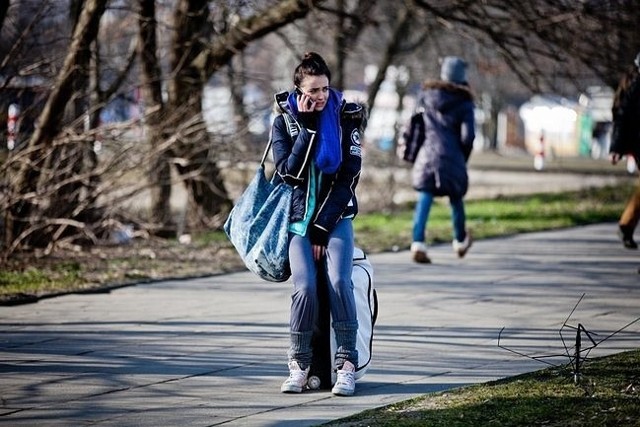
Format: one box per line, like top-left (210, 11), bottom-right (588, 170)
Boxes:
top-left (287, 219), bottom-right (358, 370)
top-left (412, 191), bottom-right (467, 243)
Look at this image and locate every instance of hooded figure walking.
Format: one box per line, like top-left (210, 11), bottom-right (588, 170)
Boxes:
top-left (409, 56), bottom-right (475, 263)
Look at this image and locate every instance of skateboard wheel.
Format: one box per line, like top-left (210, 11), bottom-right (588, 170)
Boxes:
top-left (307, 375), bottom-right (321, 390)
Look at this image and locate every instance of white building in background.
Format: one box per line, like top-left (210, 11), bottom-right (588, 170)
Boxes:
top-left (518, 87), bottom-right (615, 160)
top-left (519, 95), bottom-right (580, 157)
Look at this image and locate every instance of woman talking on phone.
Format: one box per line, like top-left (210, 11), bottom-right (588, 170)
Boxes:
top-left (270, 52), bottom-right (366, 396)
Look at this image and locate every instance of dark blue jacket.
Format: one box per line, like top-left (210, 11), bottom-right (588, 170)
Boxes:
top-left (270, 90), bottom-right (366, 237)
top-left (411, 81), bottom-right (475, 197)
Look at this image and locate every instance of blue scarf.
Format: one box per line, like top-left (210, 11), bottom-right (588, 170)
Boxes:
top-left (288, 88), bottom-right (343, 174)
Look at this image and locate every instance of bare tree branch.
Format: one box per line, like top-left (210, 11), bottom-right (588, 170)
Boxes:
top-left (5, 0), bottom-right (109, 248)
top-left (200, 0), bottom-right (328, 78)
top-left (0, 2), bottom-right (49, 75)
top-left (0, 1), bottom-right (8, 33)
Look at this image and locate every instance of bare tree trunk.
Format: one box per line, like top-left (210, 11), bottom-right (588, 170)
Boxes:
top-left (166, 0), bottom-right (230, 228)
top-left (25, 0), bottom-right (105, 149)
top-left (162, 0), bottom-right (327, 228)
top-left (228, 53), bottom-right (251, 153)
top-left (138, 0), bottom-right (175, 235)
top-left (46, 0), bottom-right (92, 224)
top-left (332, 0), bottom-right (377, 91)
top-left (335, 0), bottom-right (347, 90)
top-left (5, 0), bottom-right (108, 248)
top-left (366, 7), bottom-right (410, 110)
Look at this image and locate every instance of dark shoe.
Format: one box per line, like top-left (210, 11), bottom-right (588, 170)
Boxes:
top-left (452, 231), bottom-right (473, 258)
top-left (618, 225), bottom-right (638, 249)
top-left (411, 242), bottom-right (432, 264)
top-left (413, 250), bottom-right (432, 264)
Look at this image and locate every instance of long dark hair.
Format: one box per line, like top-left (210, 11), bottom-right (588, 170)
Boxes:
top-left (613, 64), bottom-right (640, 110)
top-left (293, 52), bottom-right (331, 86)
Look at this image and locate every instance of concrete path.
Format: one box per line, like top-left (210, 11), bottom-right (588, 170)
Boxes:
top-left (1, 223), bottom-right (639, 426)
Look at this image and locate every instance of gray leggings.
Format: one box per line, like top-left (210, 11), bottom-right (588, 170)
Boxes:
top-left (287, 218), bottom-right (358, 370)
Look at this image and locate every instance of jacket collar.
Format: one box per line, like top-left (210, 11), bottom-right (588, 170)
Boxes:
top-left (421, 80), bottom-right (474, 100)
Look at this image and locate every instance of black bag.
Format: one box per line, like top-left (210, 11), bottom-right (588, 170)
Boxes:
top-left (397, 109), bottom-right (425, 163)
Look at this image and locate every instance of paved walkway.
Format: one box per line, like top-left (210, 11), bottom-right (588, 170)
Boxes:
top-left (1, 223), bottom-right (639, 426)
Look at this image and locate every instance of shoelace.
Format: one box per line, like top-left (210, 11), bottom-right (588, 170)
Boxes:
top-left (335, 370), bottom-right (354, 387)
top-left (287, 369), bottom-right (307, 383)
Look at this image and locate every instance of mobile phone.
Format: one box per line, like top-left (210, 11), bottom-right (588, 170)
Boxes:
top-left (295, 87), bottom-right (313, 108)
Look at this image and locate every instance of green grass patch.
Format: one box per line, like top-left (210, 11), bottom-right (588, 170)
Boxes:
top-left (191, 230), bottom-right (230, 245)
top-left (0, 262), bottom-right (83, 296)
top-left (0, 183), bottom-right (634, 301)
top-left (354, 185), bottom-right (631, 253)
top-left (326, 349), bottom-right (640, 427)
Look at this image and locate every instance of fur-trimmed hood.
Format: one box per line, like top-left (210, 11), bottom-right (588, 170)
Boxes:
top-left (422, 80), bottom-right (474, 97)
top-left (418, 80), bottom-right (474, 115)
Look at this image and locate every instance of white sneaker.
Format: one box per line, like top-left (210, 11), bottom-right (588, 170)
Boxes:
top-left (281, 361), bottom-right (309, 393)
top-left (331, 361), bottom-right (356, 396)
top-left (452, 232), bottom-right (472, 258)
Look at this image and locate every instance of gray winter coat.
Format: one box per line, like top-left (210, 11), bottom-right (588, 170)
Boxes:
top-left (411, 81), bottom-right (475, 197)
